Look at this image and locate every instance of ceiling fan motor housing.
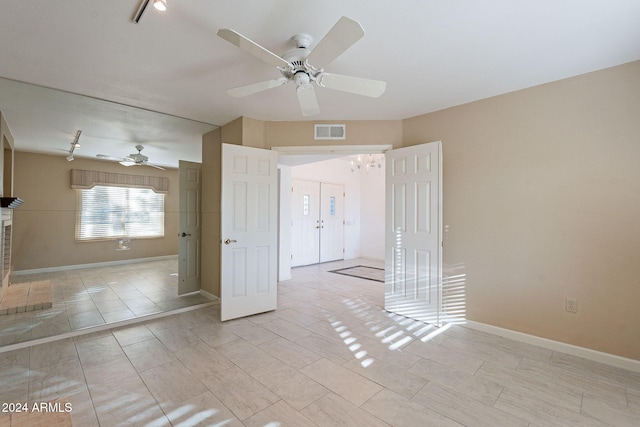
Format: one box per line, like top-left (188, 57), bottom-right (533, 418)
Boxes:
top-left (280, 47), bottom-right (320, 84)
top-left (291, 33), bottom-right (313, 49)
top-left (130, 145), bottom-right (148, 163)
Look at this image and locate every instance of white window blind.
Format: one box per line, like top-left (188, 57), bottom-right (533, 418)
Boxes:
top-left (76, 185), bottom-right (165, 241)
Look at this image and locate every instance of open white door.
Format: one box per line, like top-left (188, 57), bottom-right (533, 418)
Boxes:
top-left (178, 160), bottom-right (201, 295)
top-left (221, 143), bottom-right (278, 321)
top-left (385, 141), bottom-right (442, 326)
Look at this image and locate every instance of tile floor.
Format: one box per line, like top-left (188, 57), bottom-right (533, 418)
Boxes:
top-left (1, 259), bottom-right (640, 426)
top-left (0, 258), bottom-right (211, 347)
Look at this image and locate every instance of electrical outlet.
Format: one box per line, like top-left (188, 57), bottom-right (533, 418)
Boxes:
top-left (565, 297), bottom-right (578, 313)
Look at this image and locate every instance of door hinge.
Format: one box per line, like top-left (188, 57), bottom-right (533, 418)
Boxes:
top-left (291, 187), bottom-right (294, 192)
top-left (291, 254), bottom-right (293, 260)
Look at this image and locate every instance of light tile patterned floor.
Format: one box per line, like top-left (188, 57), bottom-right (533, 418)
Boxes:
top-left (1, 259), bottom-right (639, 426)
top-left (0, 258), bottom-right (211, 347)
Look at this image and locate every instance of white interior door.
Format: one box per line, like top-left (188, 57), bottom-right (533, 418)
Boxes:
top-left (385, 141), bottom-right (442, 326)
top-left (319, 183), bottom-right (344, 263)
top-left (291, 179), bottom-right (320, 267)
top-left (221, 143), bottom-right (278, 321)
top-left (178, 160), bottom-right (201, 295)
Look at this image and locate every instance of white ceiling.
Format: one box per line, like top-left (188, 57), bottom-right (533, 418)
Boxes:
top-left (1, 0), bottom-right (639, 168)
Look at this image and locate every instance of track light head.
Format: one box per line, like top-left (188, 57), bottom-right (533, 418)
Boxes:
top-left (153, 0), bottom-right (167, 11)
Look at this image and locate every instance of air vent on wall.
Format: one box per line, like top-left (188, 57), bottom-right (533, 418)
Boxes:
top-left (315, 124), bottom-right (346, 140)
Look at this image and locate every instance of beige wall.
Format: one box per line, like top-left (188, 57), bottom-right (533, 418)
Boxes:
top-left (12, 152), bottom-right (179, 271)
top-left (217, 117), bottom-right (403, 150)
top-left (220, 117), bottom-right (243, 147)
top-left (264, 120), bottom-right (402, 149)
top-left (201, 128), bottom-right (223, 296)
top-left (404, 60), bottom-right (640, 359)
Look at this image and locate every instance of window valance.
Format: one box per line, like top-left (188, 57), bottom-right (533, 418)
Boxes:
top-left (70, 169), bottom-right (169, 194)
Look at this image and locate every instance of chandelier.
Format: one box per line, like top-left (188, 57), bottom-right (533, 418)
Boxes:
top-left (350, 154), bottom-right (384, 173)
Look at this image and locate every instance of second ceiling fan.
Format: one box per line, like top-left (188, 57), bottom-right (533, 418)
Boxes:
top-left (217, 16), bottom-right (386, 116)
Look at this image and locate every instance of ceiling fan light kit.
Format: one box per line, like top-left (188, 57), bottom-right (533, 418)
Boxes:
top-left (217, 16), bottom-right (386, 116)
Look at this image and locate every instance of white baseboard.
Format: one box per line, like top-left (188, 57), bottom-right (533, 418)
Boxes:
top-left (463, 320), bottom-right (640, 373)
top-left (199, 289), bottom-right (219, 301)
top-left (359, 256), bottom-right (385, 262)
top-left (13, 255), bottom-right (178, 276)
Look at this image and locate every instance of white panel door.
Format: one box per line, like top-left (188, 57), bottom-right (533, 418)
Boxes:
top-left (221, 143), bottom-right (278, 321)
top-left (178, 160), bottom-right (201, 295)
top-left (385, 141), bottom-right (442, 326)
top-left (319, 183), bottom-right (344, 263)
top-left (291, 179), bottom-right (321, 267)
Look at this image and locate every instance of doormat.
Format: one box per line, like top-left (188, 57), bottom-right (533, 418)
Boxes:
top-left (329, 265), bottom-right (385, 283)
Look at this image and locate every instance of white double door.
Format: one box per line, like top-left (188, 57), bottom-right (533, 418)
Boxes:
top-left (291, 179), bottom-right (344, 267)
top-left (219, 141), bottom-right (442, 328)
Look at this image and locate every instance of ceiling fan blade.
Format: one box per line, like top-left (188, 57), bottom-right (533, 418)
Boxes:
top-left (227, 78), bottom-right (288, 97)
top-left (146, 163), bottom-right (166, 170)
top-left (317, 73), bottom-right (386, 97)
top-left (217, 28), bottom-right (292, 69)
top-left (119, 161), bottom-right (136, 167)
top-left (97, 154), bottom-right (127, 161)
top-left (306, 16), bottom-right (365, 69)
top-left (296, 84), bottom-right (320, 116)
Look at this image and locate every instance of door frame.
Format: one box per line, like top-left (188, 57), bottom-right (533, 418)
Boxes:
top-left (275, 144), bottom-right (392, 281)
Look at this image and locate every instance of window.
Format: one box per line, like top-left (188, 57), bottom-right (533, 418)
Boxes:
top-left (303, 194), bottom-right (310, 216)
top-left (76, 185), bottom-right (164, 241)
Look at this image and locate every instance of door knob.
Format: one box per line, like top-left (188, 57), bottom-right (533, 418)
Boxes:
top-left (223, 238), bottom-right (237, 245)
top-left (180, 232), bottom-right (191, 237)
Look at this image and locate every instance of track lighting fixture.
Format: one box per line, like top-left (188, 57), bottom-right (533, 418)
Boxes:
top-left (133, 0), bottom-right (167, 24)
top-left (66, 130), bottom-right (82, 161)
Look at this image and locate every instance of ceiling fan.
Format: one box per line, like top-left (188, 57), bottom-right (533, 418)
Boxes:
top-left (97, 144), bottom-right (165, 170)
top-left (217, 16), bottom-right (386, 116)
